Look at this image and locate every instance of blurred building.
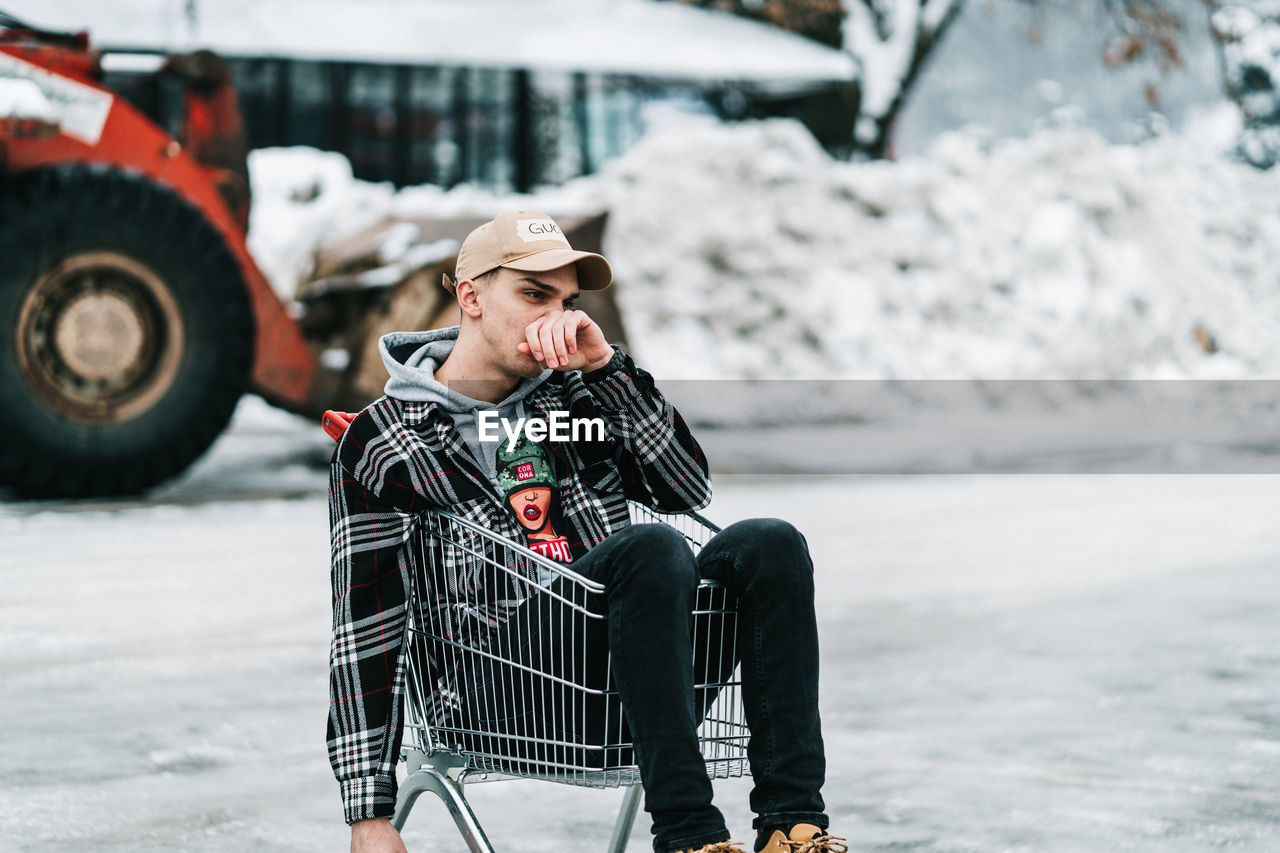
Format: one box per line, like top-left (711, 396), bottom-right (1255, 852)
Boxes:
top-left (8, 0), bottom-right (855, 191)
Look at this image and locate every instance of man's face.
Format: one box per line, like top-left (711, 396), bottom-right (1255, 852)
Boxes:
top-left (508, 486), bottom-right (552, 532)
top-left (471, 265), bottom-right (580, 380)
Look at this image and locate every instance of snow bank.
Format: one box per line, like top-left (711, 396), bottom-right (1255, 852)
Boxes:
top-left (247, 114), bottom-right (1280, 381)
top-left (245, 147), bottom-right (396, 299)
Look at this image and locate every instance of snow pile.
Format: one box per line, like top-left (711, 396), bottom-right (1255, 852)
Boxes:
top-left (598, 114), bottom-right (1280, 380)
top-left (246, 147), bottom-right (396, 296)
top-left (247, 147), bottom-right (538, 294)
top-left (248, 114), bottom-right (1280, 381)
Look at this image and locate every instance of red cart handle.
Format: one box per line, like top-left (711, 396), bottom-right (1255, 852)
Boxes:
top-left (322, 410), bottom-right (356, 443)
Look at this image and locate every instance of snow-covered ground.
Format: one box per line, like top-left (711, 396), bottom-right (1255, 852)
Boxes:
top-left (3, 402), bottom-right (1279, 852)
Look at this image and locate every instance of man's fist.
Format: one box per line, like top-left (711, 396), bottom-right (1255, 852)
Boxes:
top-left (518, 309), bottom-right (613, 372)
top-left (351, 818), bottom-right (407, 853)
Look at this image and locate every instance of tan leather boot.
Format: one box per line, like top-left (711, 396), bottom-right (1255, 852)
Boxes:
top-left (678, 842), bottom-right (748, 853)
top-left (754, 823), bottom-right (849, 853)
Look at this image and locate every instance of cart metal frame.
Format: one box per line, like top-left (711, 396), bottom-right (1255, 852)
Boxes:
top-left (392, 502), bottom-right (749, 852)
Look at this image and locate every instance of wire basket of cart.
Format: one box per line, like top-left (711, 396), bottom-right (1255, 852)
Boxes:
top-left (394, 501), bottom-right (748, 853)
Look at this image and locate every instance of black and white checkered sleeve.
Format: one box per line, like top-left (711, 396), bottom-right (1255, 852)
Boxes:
top-left (326, 459), bottom-right (415, 824)
top-left (581, 347), bottom-right (712, 512)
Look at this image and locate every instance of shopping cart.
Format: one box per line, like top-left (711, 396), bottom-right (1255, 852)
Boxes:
top-left (322, 411), bottom-right (750, 852)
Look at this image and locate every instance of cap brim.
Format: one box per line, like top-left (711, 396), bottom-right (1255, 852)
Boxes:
top-left (501, 248), bottom-right (613, 290)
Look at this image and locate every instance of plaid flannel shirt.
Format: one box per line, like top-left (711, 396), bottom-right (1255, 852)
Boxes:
top-left (327, 347), bottom-right (711, 824)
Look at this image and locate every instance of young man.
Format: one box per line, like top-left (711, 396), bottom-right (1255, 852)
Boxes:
top-left (327, 211), bottom-right (841, 853)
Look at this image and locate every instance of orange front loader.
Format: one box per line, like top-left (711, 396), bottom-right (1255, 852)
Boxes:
top-left (0, 13), bottom-right (614, 499)
top-left (0, 16), bottom-right (317, 497)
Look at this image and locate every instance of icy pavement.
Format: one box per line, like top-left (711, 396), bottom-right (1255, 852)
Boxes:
top-left (2, 402), bottom-right (1279, 852)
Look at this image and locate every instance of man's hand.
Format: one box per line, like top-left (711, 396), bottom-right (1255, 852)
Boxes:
top-left (519, 309), bottom-right (613, 372)
top-left (351, 818), bottom-right (407, 853)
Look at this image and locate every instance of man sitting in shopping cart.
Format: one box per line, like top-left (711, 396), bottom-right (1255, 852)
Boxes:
top-left (328, 210), bottom-right (843, 853)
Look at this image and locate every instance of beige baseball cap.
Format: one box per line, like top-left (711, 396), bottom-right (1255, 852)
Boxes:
top-left (443, 210), bottom-right (612, 293)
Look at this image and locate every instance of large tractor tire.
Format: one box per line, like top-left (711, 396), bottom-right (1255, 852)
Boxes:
top-left (0, 164), bottom-right (254, 498)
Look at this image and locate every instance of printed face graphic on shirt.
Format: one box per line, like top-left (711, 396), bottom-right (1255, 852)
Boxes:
top-left (508, 486), bottom-right (552, 535)
top-left (495, 433), bottom-right (571, 561)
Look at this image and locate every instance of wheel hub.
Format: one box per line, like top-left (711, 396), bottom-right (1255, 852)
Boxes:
top-left (18, 252), bottom-right (184, 423)
top-left (54, 291), bottom-right (147, 382)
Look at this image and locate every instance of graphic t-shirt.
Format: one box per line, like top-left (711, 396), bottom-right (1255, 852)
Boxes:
top-left (495, 433), bottom-right (573, 570)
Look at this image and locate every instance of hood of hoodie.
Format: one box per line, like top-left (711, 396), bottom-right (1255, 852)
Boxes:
top-left (380, 326), bottom-right (551, 408)
top-left (379, 327), bottom-right (552, 481)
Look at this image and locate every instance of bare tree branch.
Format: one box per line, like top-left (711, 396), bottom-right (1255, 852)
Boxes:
top-left (844, 0), bottom-right (965, 153)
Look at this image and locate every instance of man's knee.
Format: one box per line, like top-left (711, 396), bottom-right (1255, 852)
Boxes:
top-left (721, 517), bottom-right (809, 560)
top-left (597, 523), bottom-right (698, 589)
top-left (707, 517), bottom-right (813, 587)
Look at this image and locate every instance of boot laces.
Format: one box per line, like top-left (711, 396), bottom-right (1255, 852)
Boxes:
top-left (786, 835), bottom-right (849, 853)
top-left (686, 843), bottom-right (748, 853)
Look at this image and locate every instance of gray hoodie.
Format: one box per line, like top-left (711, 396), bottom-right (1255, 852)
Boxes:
top-left (379, 327), bottom-right (551, 488)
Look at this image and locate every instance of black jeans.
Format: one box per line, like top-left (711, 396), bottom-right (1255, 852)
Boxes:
top-left (461, 518), bottom-right (827, 853)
